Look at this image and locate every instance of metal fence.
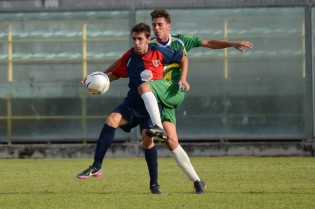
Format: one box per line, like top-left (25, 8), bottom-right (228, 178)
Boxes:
top-left (0, 1), bottom-right (314, 143)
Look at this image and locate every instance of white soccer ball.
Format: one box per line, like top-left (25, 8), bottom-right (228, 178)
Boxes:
top-left (85, 71), bottom-right (110, 95)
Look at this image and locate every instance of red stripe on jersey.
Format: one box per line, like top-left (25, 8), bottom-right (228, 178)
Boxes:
top-left (112, 49), bottom-right (132, 78)
top-left (142, 50), bottom-right (164, 81)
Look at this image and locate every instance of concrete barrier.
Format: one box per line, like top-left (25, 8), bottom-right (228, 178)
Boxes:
top-left (0, 141), bottom-right (313, 158)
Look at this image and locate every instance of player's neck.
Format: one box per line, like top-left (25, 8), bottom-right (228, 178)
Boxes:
top-left (156, 34), bottom-right (170, 44)
top-left (135, 45), bottom-right (149, 55)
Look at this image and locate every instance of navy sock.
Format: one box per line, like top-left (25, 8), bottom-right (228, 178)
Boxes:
top-left (92, 124), bottom-right (116, 169)
top-left (144, 146), bottom-right (158, 186)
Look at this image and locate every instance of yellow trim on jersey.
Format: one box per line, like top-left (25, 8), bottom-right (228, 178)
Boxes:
top-left (163, 71), bottom-right (174, 86)
top-left (166, 63), bottom-right (180, 70)
top-left (164, 70), bottom-right (172, 80)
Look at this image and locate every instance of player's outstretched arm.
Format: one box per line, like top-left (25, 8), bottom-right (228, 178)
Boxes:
top-left (178, 54), bottom-right (190, 92)
top-left (201, 39), bottom-right (253, 53)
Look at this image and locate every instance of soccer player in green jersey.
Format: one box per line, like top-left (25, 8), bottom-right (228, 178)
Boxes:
top-left (138, 9), bottom-right (253, 194)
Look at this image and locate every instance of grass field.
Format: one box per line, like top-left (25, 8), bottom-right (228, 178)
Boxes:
top-left (0, 157), bottom-right (315, 209)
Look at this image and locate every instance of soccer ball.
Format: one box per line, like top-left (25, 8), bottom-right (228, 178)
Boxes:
top-left (85, 71), bottom-right (110, 95)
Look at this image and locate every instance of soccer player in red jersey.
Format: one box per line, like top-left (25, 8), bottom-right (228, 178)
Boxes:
top-left (77, 23), bottom-right (188, 194)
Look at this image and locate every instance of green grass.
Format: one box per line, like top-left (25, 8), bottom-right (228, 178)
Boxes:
top-left (0, 157), bottom-right (315, 209)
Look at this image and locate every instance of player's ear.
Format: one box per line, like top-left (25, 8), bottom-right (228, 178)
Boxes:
top-left (167, 23), bottom-right (171, 30)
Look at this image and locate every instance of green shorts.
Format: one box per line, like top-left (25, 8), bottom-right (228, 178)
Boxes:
top-left (148, 79), bottom-right (185, 124)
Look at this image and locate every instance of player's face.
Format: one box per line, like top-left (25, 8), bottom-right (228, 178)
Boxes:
top-left (131, 32), bottom-right (151, 55)
top-left (152, 17), bottom-right (171, 42)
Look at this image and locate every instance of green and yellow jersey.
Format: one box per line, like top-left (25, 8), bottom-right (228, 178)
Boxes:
top-left (150, 34), bottom-right (203, 83)
top-left (148, 34), bottom-right (203, 124)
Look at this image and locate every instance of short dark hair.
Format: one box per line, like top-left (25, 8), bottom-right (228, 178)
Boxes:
top-left (131, 23), bottom-right (151, 38)
top-left (151, 9), bottom-right (171, 24)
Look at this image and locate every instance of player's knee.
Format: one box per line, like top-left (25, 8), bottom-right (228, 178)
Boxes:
top-left (138, 82), bottom-right (152, 95)
top-left (166, 137), bottom-right (179, 151)
top-left (105, 113), bottom-right (121, 128)
top-left (142, 139), bottom-right (155, 149)
top-left (141, 133), bottom-right (154, 149)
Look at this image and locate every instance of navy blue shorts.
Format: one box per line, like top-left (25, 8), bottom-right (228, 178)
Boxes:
top-left (113, 100), bottom-right (160, 132)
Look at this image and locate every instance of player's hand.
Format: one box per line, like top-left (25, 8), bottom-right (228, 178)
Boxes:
top-left (179, 80), bottom-right (190, 92)
top-left (80, 77), bottom-right (87, 85)
top-left (232, 41), bottom-right (253, 53)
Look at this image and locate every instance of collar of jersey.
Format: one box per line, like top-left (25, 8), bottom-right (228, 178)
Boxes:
top-left (154, 34), bottom-right (172, 48)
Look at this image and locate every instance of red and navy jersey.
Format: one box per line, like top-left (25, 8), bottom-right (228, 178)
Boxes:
top-left (112, 44), bottom-right (183, 103)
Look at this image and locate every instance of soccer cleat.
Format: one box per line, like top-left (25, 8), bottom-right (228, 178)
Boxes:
top-left (76, 166), bottom-right (102, 179)
top-left (150, 184), bottom-right (162, 194)
top-left (194, 180), bottom-right (206, 194)
top-left (145, 125), bottom-right (167, 142)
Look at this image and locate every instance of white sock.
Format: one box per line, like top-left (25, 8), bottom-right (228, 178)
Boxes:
top-left (141, 92), bottom-right (163, 128)
top-left (171, 145), bottom-right (200, 182)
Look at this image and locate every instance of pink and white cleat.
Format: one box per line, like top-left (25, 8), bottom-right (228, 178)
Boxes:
top-left (76, 166), bottom-right (102, 179)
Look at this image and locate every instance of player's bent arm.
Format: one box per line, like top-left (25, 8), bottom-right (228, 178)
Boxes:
top-left (103, 58), bottom-right (121, 74)
top-left (106, 72), bottom-right (120, 82)
top-left (179, 54), bottom-right (190, 92)
top-left (201, 39), bottom-right (253, 53)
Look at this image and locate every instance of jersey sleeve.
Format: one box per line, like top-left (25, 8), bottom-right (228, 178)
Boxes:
top-left (178, 34), bottom-right (203, 52)
top-left (112, 50), bottom-right (131, 78)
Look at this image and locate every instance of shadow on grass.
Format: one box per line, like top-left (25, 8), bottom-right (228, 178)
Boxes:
top-left (3, 189), bottom-right (314, 196)
top-left (0, 191), bottom-right (113, 195)
top-left (212, 190), bottom-right (315, 195)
